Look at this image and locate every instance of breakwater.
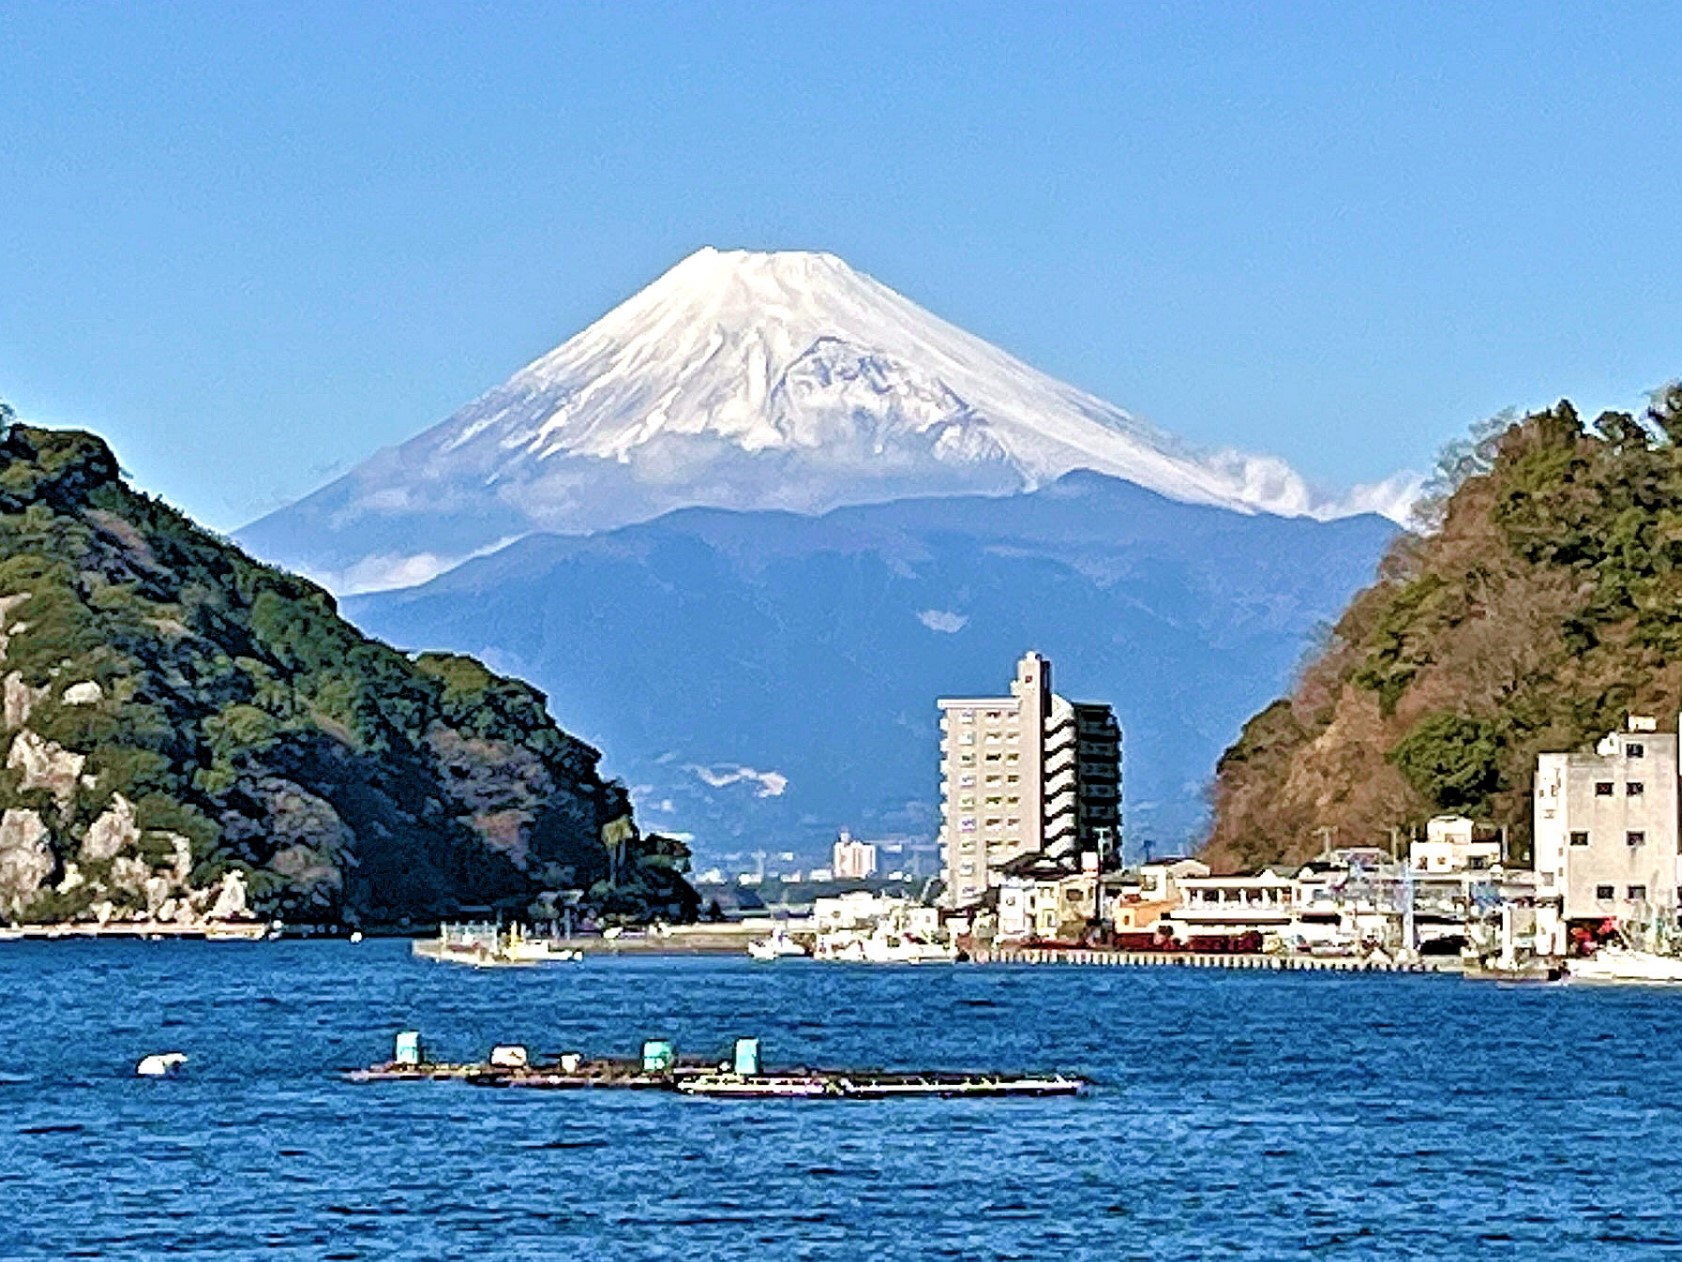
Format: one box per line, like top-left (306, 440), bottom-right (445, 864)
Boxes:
top-left (970, 945), bottom-right (1455, 973)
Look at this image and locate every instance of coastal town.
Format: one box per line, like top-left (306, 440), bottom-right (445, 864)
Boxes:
top-left (657, 651), bottom-right (1682, 983)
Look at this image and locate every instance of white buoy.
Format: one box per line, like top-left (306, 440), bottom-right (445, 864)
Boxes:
top-left (349, 931), bottom-right (363, 944)
top-left (136, 1052), bottom-right (187, 1077)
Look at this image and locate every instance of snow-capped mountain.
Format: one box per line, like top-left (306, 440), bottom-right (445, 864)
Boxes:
top-left (241, 247), bottom-right (1416, 593)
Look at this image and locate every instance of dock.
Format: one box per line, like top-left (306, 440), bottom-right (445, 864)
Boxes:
top-left (969, 945), bottom-right (1455, 973)
top-left (348, 1034), bottom-right (1084, 1100)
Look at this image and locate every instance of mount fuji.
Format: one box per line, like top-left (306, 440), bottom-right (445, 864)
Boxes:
top-left (242, 247), bottom-right (1408, 859)
top-left (241, 248), bottom-right (1415, 594)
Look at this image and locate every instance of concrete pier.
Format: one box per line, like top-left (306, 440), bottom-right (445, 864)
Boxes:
top-left (969, 946), bottom-right (1454, 973)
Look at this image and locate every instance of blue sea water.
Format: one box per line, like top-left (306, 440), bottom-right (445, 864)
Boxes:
top-left (3, 942), bottom-right (1681, 1260)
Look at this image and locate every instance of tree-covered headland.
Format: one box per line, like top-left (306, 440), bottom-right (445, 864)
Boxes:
top-left (0, 407), bottom-right (695, 927)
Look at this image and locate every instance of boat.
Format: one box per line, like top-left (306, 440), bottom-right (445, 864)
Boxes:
top-left (746, 928), bottom-right (807, 960)
top-left (816, 924), bottom-right (957, 964)
top-left (204, 922), bottom-right (268, 941)
top-left (1568, 946), bottom-right (1682, 984)
top-left (0, 927), bottom-right (22, 942)
top-left (415, 921), bottom-right (583, 966)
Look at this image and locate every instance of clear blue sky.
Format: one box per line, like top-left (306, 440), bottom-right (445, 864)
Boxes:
top-left (4, 1), bottom-right (1680, 530)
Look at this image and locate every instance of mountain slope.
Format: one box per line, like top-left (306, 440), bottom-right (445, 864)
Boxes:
top-left (0, 416), bottom-right (695, 927)
top-left (345, 472), bottom-right (1398, 862)
top-left (1204, 392), bottom-right (1682, 870)
top-left (241, 248), bottom-right (1414, 593)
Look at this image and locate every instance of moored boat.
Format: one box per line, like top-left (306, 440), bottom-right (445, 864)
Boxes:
top-left (746, 928), bottom-right (807, 960)
top-left (1568, 946), bottom-right (1682, 984)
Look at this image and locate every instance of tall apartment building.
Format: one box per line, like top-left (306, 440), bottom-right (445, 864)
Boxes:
top-left (831, 830), bottom-right (879, 881)
top-left (1533, 715), bottom-right (1681, 928)
top-left (938, 651), bottom-right (1122, 907)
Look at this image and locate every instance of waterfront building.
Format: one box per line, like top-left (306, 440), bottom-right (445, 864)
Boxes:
top-left (1411, 815), bottom-right (1501, 874)
top-left (831, 831), bottom-right (879, 880)
top-left (1533, 715), bottom-right (1681, 930)
top-left (938, 651), bottom-right (1122, 907)
top-left (1165, 870), bottom-right (1298, 939)
top-left (997, 853), bottom-right (1099, 941)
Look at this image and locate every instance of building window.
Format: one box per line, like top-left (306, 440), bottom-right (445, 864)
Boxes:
top-left (1569, 831), bottom-right (1589, 847)
top-left (1627, 742), bottom-right (1645, 759)
top-left (1629, 884), bottom-right (1648, 900)
top-left (959, 818), bottom-right (976, 833)
top-left (1595, 782), bottom-right (1614, 796)
top-left (1596, 884), bottom-right (1615, 900)
top-left (1628, 782), bottom-right (1645, 797)
top-left (1628, 831), bottom-right (1646, 847)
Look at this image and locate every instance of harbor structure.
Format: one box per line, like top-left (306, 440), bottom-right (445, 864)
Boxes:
top-left (938, 651), bottom-right (1122, 908)
top-left (831, 831), bottom-right (879, 880)
top-left (1532, 715), bottom-right (1680, 939)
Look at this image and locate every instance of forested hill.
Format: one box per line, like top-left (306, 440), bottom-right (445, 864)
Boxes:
top-left (0, 412), bottom-right (695, 927)
top-left (1205, 388), bottom-right (1682, 870)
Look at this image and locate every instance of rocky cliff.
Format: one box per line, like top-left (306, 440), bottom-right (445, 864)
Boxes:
top-left (0, 411), bottom-right (695, 927)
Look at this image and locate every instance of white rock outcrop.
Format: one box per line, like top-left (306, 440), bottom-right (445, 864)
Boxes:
top-left (0, 807), bottom-right (51, 912)
top-left (56, 861), bottom-right (84, 894)
top-left (209, 869), bottom-right (250, 921)
top-left (61, 680), bottom-right (103, 706)
top-left (0, 593), bottom-right (30, 661)
top-left (81, 793), bottom-right (139, 862)
top-left (3, 673), bottom-right (47, 730)
top-left (165, 834), bottom-right (193, 885)
top-left (6, 729), bottom-right (86, 807)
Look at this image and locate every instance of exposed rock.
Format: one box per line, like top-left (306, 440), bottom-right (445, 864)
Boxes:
top-left (61, 680), bottom-right (103, 706)
top-left (209, 869), bottom-right (249, 921)
top-left (0, 808), bottom-right (51, 914)
top-left (56, 862), bottom-right (84, 894)
top-left (143, 874), bottom-right (172, 916)
top-left (6, 729), bottom-right (86, 806)
top-left (108, 855), bottom-right (149, 896)
top-left (165, 833), bottom-right (193, 885)
top-left (3, 672), bottom-right (46, 730)
top-left (81, 793), bottom-right (139, 862)
top-left (0, 593), bottom-right (29, 661)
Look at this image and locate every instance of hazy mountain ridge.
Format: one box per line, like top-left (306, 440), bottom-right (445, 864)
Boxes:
top-left (346, 472), bottom-right (1398, 862)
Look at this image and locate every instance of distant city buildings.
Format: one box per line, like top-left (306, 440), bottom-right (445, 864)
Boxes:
top-left (1534, 714), bottom-right (1681, 932)
top-left (832, 830), bottom-right (879, 880)
top-left (938, 651), bottom-right (1122, 908)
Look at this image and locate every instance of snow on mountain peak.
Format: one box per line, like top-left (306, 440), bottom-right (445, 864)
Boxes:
top-left (244, 246), bottom-right (1416, 593)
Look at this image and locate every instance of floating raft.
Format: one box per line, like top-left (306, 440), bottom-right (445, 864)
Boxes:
top-left (348, 1034), bottom-right (1085, 1099)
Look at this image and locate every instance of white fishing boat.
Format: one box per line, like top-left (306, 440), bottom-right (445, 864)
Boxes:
top-left (1568, 946), bottom-right (1682, 984)
top-left (746, 928), bottom-right (807, 961)
top-left (815, 924), bottom-right (956, 964)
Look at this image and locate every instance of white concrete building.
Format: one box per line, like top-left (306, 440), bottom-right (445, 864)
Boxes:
top-left (831, 831), bottom-right (878, 880)
top-left (1168, 870), bottom-right (1297, 938)
top-left (1411, 815), bottom-right (1501, 875)
top-left (1533, 715), bottom-right (1681, 927)
top-left (938, 651), bottom-right (1122, 907)
top-left (997, 854), bottom-right (1100, 941)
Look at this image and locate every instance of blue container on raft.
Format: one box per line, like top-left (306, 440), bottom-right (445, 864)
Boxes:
top-left (733, 1038), bottom-right (760, 1076)
top-left (395, 1031), bottom-right (423, 1066)
top-left (642, 1040), bottom-right (675, 1073)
